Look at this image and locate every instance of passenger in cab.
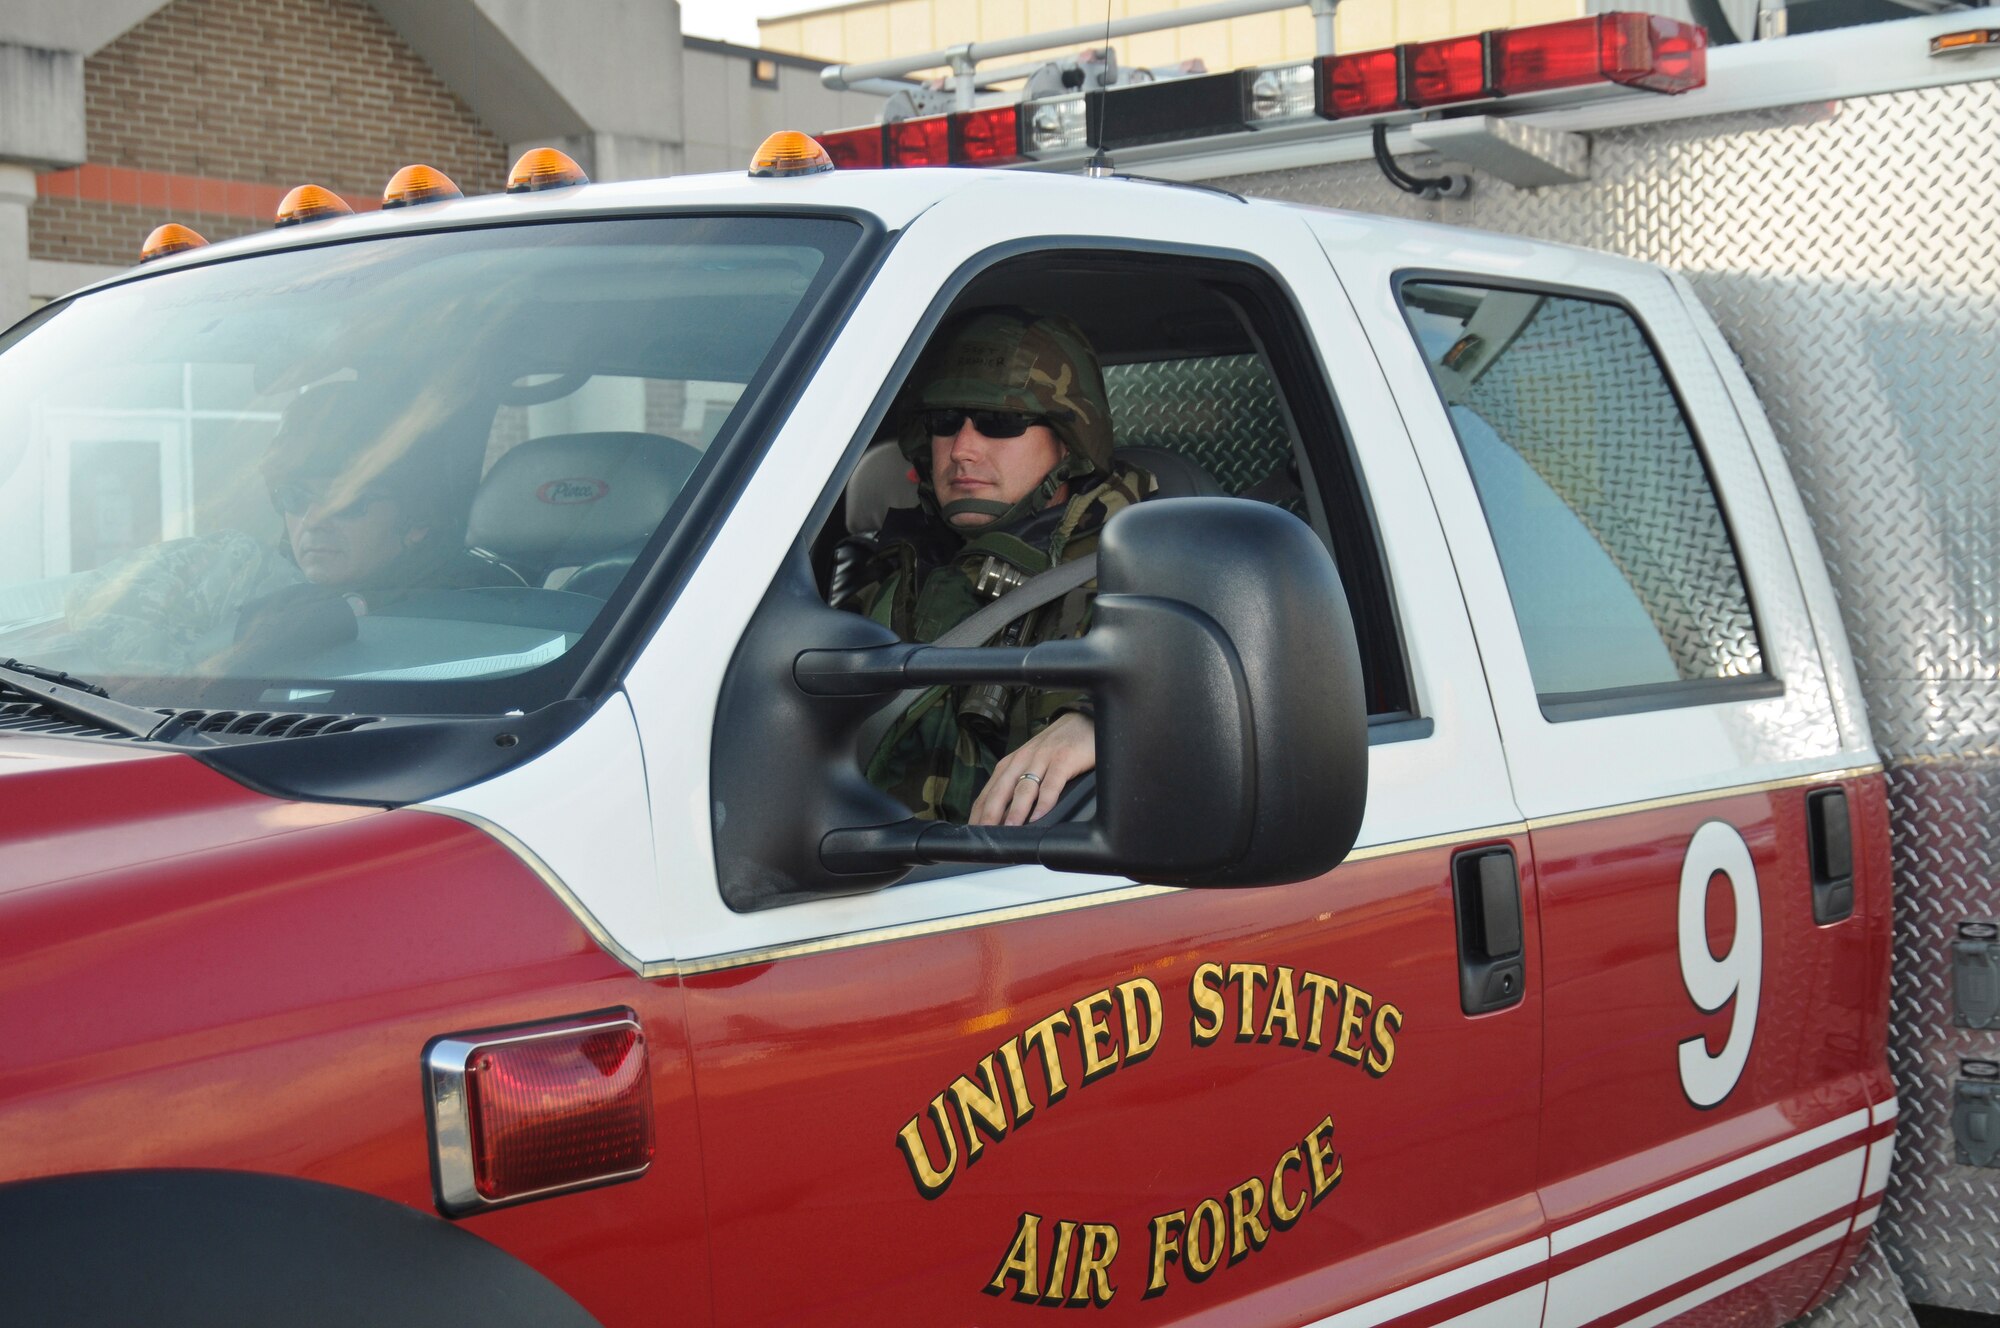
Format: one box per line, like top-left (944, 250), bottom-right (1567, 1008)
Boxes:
top-left (227, 380), bottom-right (517, 654)
top-left (68, 380), bottom-right (507, 671)
top-left (831, 308), bottom-right (1158, 827)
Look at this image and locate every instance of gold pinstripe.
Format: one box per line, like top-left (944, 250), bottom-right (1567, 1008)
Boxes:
top-left (421, 762), bottom-right (1881, 979)
top-left (1524, 763), bottom-right (1882, 831)
top-left (415, 806), bottom-right (675, 979)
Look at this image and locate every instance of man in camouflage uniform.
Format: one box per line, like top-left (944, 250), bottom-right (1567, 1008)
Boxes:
top-left (833, 307), bottom-right (1157, 827)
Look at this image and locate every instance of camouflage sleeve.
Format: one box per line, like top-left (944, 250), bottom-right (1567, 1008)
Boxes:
top-left (66, 532), bottom-right (304, 673)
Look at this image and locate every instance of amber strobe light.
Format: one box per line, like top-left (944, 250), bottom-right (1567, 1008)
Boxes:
top-left (139, 223), bottom-right (209, 262)
top-left (383, 163), bottom-right (465, 208)
top-left (749, 130), bottom-right (836, 177)
top-left (507, 147), bottom-right (590, 193)
top-left (427, 1013), bottom-right (654, 1215)
top-left (1932, 28), bottom-right (2000, 54)
top-left (274, 184), bottom-right (355, 227)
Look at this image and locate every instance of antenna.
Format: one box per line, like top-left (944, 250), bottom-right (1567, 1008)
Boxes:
top-left (1086, 0), bottom-right (1114, 178)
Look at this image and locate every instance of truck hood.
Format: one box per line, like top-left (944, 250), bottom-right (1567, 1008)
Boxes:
top-left (0, 734), bottom-right (373, 897)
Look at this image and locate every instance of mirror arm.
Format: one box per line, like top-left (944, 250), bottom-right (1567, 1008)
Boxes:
top-left (822, 817), bottom-right (1102, 875)
top-left (794, 640), bottom-right (1102, 696)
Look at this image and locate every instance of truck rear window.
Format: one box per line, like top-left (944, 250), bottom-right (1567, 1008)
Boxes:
top-left (0, 215), bottom-right (856, 717)
top-left (1398, 278), bottom-right (1766, 708)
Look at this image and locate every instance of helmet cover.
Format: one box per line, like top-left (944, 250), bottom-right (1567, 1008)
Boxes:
top-left (900, 308), bottom-right (1114, 476)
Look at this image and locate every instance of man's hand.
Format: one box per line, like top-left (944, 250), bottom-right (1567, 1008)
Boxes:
top-left (971, 712), bottom-right (1097, 827)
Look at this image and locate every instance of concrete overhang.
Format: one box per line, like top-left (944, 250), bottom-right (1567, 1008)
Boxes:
top-left (370, 0), bottom-right (683, 145)
top-left (0, 0), bottom-right (172, 55)
top-left (0, 44), bottom-right (85, 169)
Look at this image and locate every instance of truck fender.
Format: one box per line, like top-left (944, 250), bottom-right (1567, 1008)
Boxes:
top-left (0, 1169), bottom-right (603, 1327)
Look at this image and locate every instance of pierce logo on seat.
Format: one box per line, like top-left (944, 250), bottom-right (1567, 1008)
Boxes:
top-left (537, 477), bottom-right (610, 504)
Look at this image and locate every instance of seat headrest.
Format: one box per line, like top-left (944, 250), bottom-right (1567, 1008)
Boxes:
top-left (1113, 445), bottom-right (1224, 499)
top-left (845, 442), bottom-right (921, 534)
top-left (468, 431), bottom-right (699, 570)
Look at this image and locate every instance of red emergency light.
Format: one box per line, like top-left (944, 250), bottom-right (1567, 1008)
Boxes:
top-left (887, 114), bottom-right (952, 167)
top-left (818, 125), bottom-right (885, 169)
top-left (1404, 34), bottom-right (1493, 106)
top-left (817, 11), bottom-right (1704, 168)
top-left (1317, 12), bottom-right (1704, 117)
top-left (955, 105), bottom-right (1024, 165)
top-left (818, 109), bottom-right (1024, 168)
top-left (427, 1012), bottom-right (654, 1215)
top-left (1491, 13), bottom-right (1707, 95)
top-left (1321, 48), bottom-right (1402, 117)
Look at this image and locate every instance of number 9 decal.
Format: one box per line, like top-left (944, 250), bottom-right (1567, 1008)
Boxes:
top-left (1677, 821), bottom-right (1761, 1108)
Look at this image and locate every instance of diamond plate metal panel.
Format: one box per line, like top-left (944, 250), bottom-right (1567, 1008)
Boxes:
top-left (1797, 1240), bottom-right (1921, 1328)
top-left (1223, 81), bottom-right (2000, 1316)
top-left (1104, 355), bottom-right (1301, 508)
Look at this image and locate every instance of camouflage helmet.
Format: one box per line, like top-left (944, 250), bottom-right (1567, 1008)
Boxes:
top-left (900, 308), bottom-right (1115, 476)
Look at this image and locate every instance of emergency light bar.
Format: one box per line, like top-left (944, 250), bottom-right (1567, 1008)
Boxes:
top-left (815, 12), bottom-right (1704, 169)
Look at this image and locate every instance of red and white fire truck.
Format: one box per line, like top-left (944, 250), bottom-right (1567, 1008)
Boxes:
top-left (1, 6), bottom-right (1992, 1325)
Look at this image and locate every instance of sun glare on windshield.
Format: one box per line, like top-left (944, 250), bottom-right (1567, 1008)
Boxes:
top-left (0, 216), bottom-right (855, 715)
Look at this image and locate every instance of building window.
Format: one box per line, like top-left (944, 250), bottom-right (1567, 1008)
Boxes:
top-left (752, 58), bottom-right (780, 89)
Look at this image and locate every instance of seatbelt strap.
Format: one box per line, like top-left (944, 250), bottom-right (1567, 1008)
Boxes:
top-left (932, 552), bottom-right (1100, 648)
top-left (855, 552), bottom-right (1101, 760)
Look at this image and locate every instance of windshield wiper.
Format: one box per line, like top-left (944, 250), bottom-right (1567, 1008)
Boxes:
top-left (0, 660), bottom-right (172, 741)
top-left (2, 657), bottom-right (109, 696)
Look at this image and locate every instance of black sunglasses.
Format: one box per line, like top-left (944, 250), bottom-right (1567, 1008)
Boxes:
top-left (920, 408), bottom-right (1053, 439)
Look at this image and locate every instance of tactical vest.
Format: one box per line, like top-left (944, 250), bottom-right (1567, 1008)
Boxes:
top-left (839, 462), bottom-right (1158, 823)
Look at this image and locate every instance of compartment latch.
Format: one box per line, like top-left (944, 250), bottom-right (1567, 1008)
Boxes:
top-left (1953, 920), bottom-right (2000, 1029)
top-left (1953, 1060), bottom-right (2000, 1168)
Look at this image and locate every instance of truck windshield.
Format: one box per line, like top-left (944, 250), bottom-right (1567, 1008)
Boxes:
top-left (0, 215), bottom-right (855, 717)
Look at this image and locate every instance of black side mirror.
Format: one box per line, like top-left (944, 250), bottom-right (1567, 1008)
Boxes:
top-left (712, 499), bottom-right (1368, 910)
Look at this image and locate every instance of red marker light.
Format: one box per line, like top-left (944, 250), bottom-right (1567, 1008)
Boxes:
top-left (818, 124), bottom-right (885, 169)
top-left (428, 1014), bottom-right (654, 1214)
top-left (886, 115), bottom-right (951, 167)
top-left (953, 105), bottom-right (1022, 165)
top-left (1404, 34), bottom-right (1491, 106)
top-left (1320, 47), bottom-right (1403, 118)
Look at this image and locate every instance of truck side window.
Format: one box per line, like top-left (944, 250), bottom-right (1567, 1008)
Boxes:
top-left (1399, 279), bottom-right (1764, 705)
top-left (825, 251), bottom-right (1412, 723)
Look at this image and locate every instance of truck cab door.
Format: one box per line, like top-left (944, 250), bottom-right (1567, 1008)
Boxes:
top-left (635, 188), bottom-right (1546, 1326)
top-left (1331, 241), bottom-right (1892, 1328)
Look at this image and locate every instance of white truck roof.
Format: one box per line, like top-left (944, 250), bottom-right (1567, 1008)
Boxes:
top-left (95, 161), bottom-right (1668, 299)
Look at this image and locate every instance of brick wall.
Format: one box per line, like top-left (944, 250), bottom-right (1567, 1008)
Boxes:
top-left (32, 0), bottom-right (509, 267)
